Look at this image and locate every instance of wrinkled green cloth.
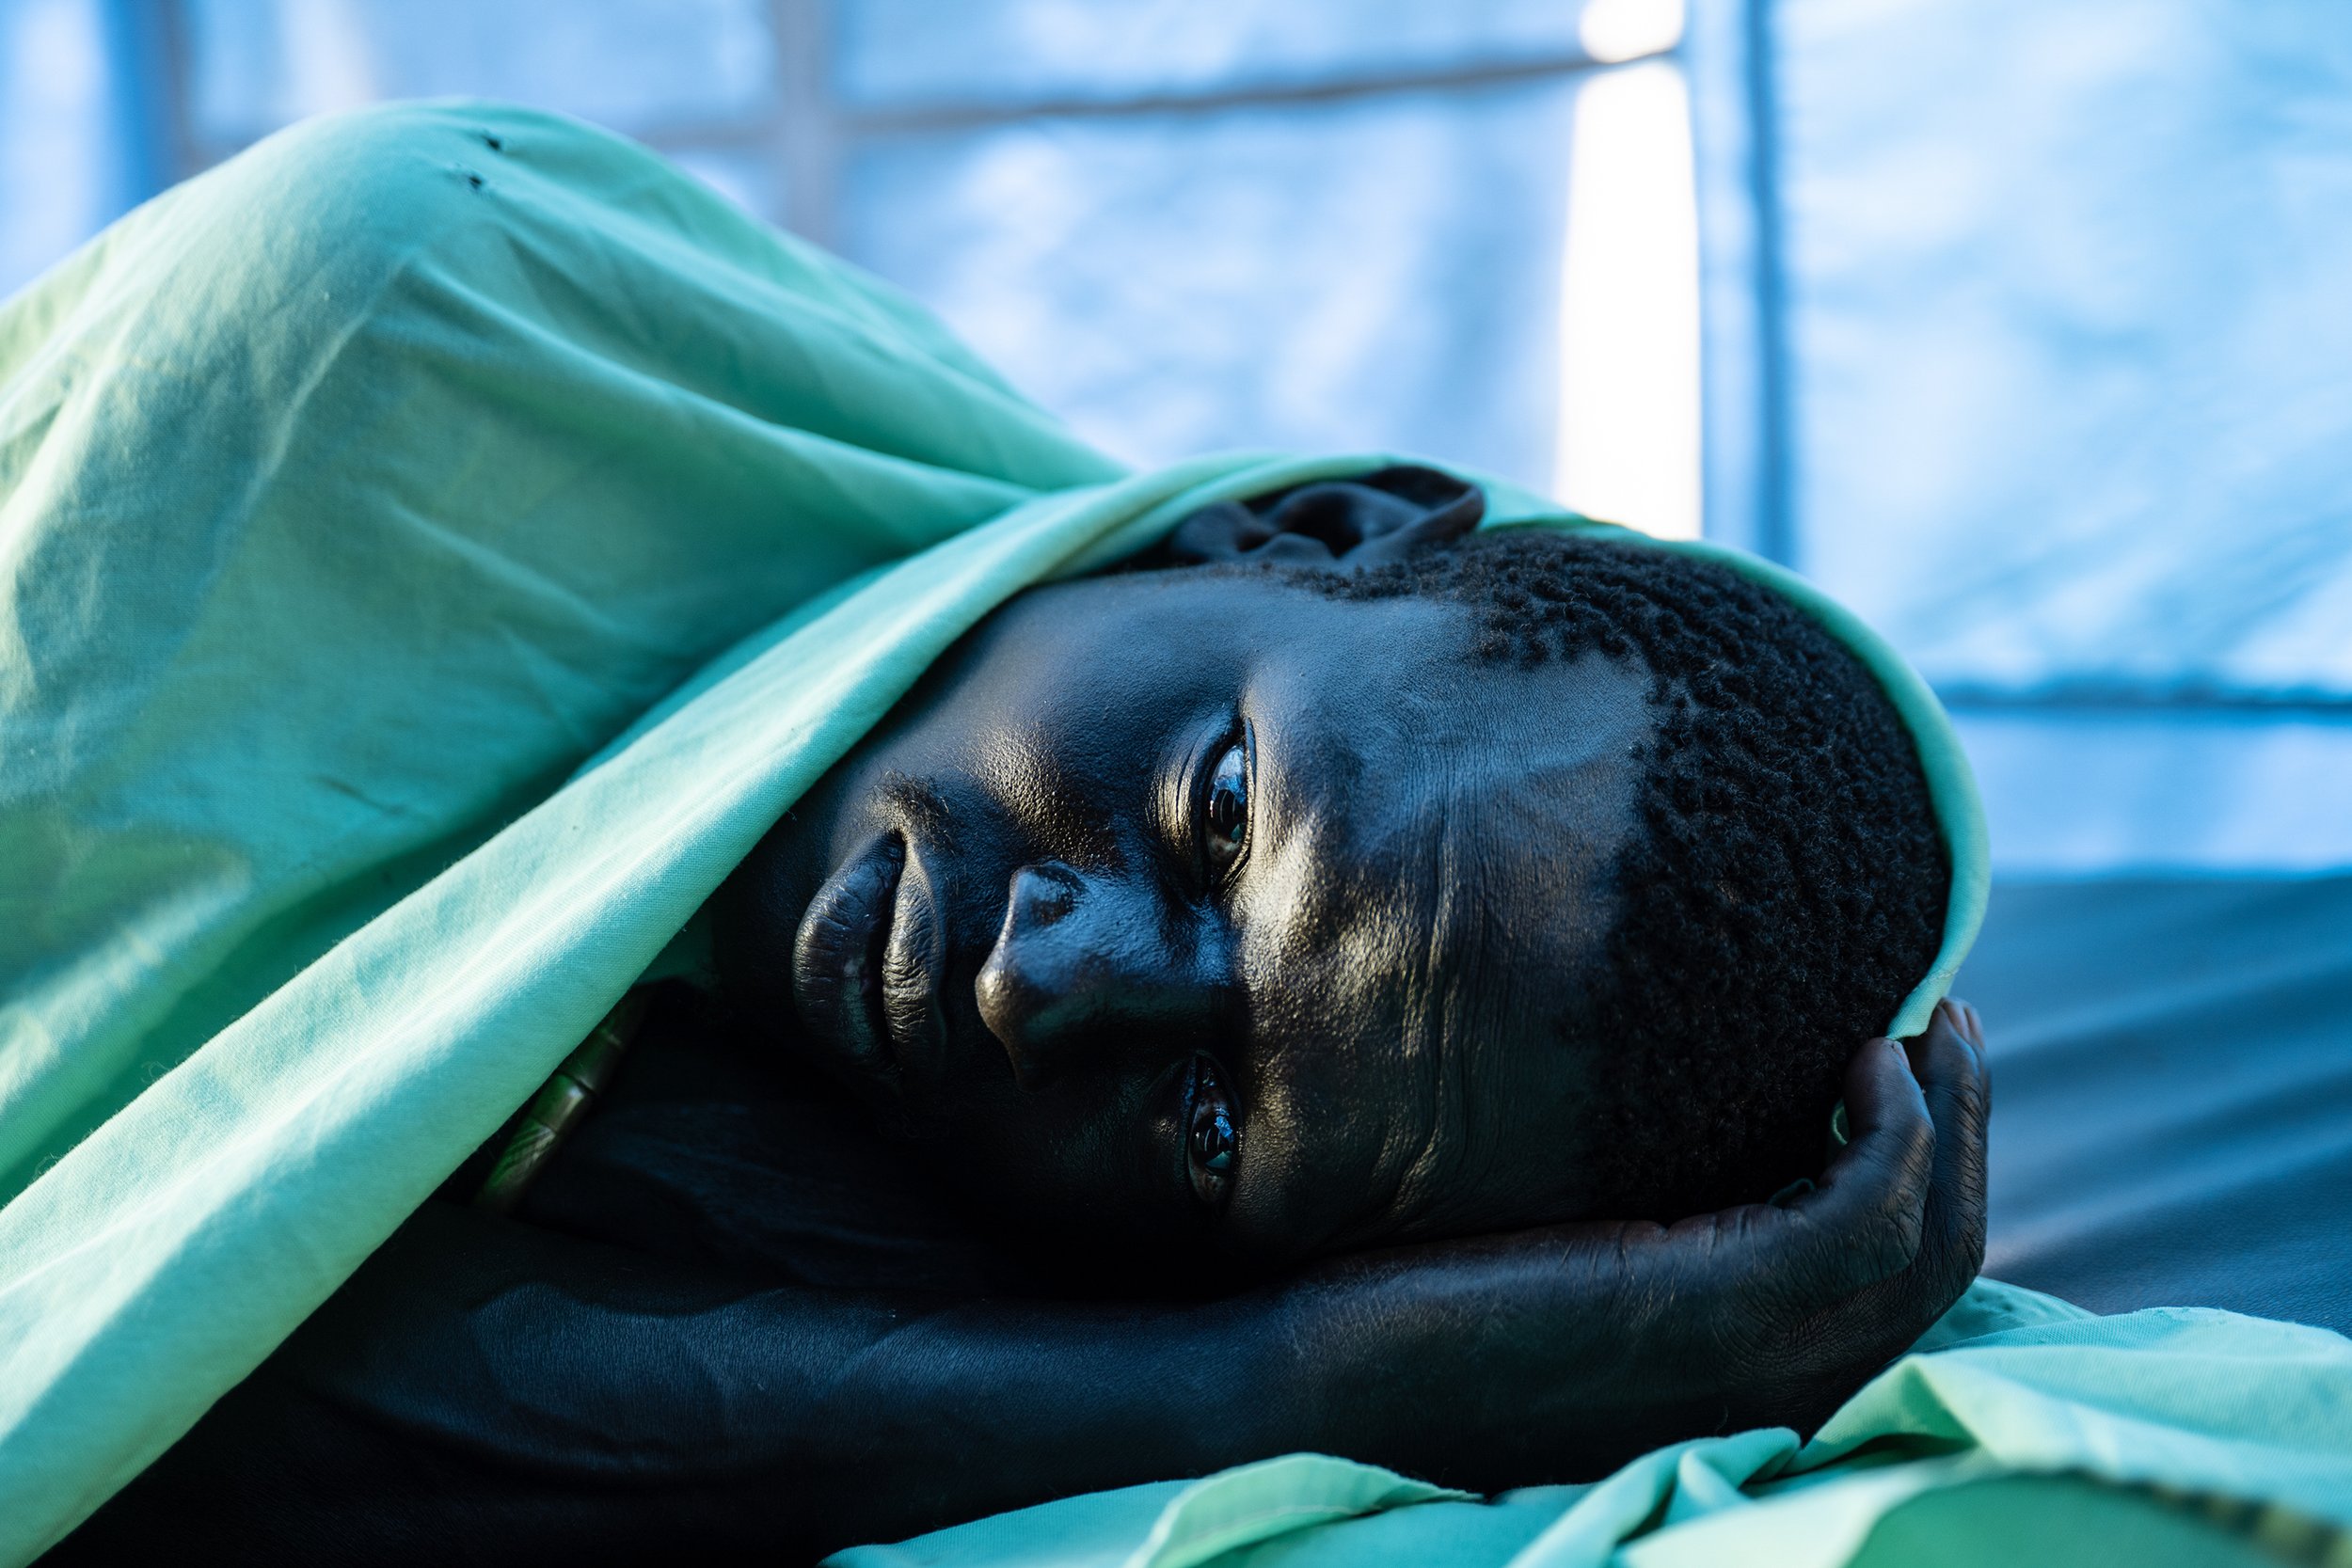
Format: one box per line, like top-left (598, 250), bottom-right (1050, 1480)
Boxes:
top-left (4, 96), bottom-right (2248, 1568)
top-left (836, 1281), bottom-right (2352, 1568)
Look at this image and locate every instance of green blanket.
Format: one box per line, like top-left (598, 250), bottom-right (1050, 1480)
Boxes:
top-left (834, 1281), bottom-right (2352, 1566)
top-left (0, 100), bottom-right (2336, 1566)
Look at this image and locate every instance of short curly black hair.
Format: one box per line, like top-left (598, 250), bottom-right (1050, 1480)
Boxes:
top-left (1271, 526), bottom-right (1949, 1218)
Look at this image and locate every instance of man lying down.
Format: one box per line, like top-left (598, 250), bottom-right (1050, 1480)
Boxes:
top-left (4, 106), bottom-right (2008, 1564)
top-left (56, 467), bottom-right (1991, 1561)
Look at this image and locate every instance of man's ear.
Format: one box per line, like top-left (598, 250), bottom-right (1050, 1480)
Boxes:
top-left (1156, 464), bottom-right (1485, 570)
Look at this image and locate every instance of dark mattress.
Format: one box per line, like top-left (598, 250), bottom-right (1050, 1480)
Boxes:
top-left (1964, 875), bottom-right (2352, 1336)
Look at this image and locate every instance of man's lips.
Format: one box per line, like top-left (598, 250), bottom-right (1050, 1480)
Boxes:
top-left (879, 847), bottom-right (949, 1079)
top-left (789, 832), bottom-right (947, 1098)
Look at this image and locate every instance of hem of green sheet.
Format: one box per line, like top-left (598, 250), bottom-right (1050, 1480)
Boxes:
top-left (1122, 1454), bottom-right (1473, 1568)
top-left (820, 1454), bottom-right (1469, 1568)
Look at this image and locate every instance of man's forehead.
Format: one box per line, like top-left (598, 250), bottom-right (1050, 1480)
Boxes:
top-left (1251, 632), bottom-right (1654, 878)
top-left (1239, 704), bottom-right (1568, 1037)
top-left (1235, 637), bottom-right (1655, 1241)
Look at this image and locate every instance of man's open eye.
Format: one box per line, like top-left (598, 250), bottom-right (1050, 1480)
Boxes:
top-left (1202, 729), bottom-right (1250, 879)
top-left (1184, 1054), bottom-right (1238, 1207)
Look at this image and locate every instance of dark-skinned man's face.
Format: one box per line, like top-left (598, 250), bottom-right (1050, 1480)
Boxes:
top-left (716, 563), bottom-right (1655, 1282)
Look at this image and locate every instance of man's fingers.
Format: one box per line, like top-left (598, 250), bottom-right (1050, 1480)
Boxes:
top-left (1778, 1037), bottom-right (1934, 1292)
top-left (1844, 1033), bottom-right (1932, 1147)
top-left (1907, 999), bottom-right (1988, 1107)
top-left (1603, 1009), bottom-right (1974, 1348)
top-left (1677, 1006), bottom-right (1986, 1421)
top-left (1903, 1001), bottom-right (1993, 1291)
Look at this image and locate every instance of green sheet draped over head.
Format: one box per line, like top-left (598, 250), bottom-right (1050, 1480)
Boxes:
top-left (0, 98), bottom-right (2008, 1561)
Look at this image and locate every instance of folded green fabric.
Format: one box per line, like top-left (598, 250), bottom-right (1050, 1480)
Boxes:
top-left (0, 98), bottom-right (2313, 1568)
top-left (834, 1282), bottom-right (2350, 1568)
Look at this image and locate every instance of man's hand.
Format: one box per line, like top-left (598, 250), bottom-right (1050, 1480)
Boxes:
top-left (1281, 999), bottom-right (1991, 1486)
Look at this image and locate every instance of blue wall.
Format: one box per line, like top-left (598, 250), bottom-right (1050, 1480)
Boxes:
top-left (1692, 0), bottom-right (2352, 871)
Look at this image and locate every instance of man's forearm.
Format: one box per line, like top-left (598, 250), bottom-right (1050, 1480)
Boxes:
top-left (58, 1201), bottom-right (1313, 1563)
top-left (59, 1212), bottom-right (1907, 1565)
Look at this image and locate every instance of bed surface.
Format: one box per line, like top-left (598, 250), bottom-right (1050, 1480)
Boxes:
top-left (1967, 874), bottom-right (2352, 1335)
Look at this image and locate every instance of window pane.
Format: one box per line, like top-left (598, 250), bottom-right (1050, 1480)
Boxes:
top-left (1773, 0), bottom-right (2352, 699)
top-left (186, 0), bottom-right (775, 149)
top-left (839, 81), bottom-right (1582, 487)
top-left (0, 0), bottom-right (139, 298)
top-left (1955, 713), bottom-right (2352, 874)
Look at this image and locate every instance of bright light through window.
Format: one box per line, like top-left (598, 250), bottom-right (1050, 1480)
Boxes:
top-left (1579, 0), bottom-right (1689, 68)
top-left (1553, 56), bottom-right (1702, 540)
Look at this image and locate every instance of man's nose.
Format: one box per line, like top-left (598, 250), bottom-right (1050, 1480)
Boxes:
top-left (975, 862), bottom-right (1216, 1090)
